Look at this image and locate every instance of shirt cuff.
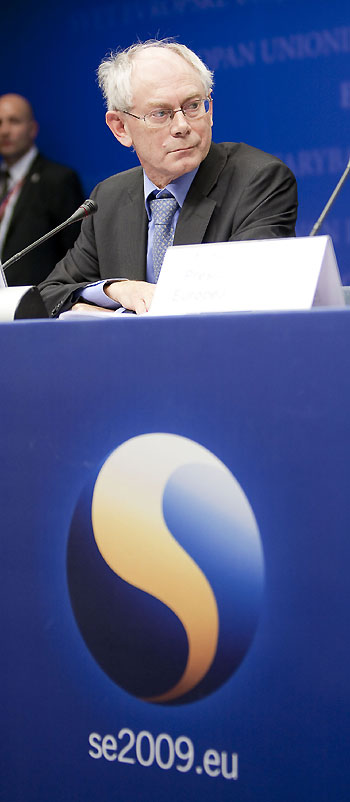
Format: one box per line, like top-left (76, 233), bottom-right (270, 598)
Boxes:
top-left (77, 280), bottom-right (123, 310)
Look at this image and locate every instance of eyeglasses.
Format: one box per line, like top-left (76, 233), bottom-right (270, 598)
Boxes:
top-left (120, 97), bottom-right (211, 129)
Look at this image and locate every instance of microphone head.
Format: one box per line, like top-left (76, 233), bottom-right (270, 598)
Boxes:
top-left (69, 199), bottom-right (98, 223)
top-left (80, 199), bottom-right (98, 216)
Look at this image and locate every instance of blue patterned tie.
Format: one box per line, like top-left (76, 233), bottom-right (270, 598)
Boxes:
top-left (149, 196), bottom-right (179, 281)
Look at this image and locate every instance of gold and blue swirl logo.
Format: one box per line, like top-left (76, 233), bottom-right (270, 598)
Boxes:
top-left (67, 434), bottom-right (264, 705)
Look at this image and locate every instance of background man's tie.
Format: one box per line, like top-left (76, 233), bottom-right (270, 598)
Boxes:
top-left (149, 196), bottom-right (179, 281)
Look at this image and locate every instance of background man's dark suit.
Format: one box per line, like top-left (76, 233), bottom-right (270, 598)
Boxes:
top-left (2, 153), bottom-right (84, 287)
top-left (39, 142), bottom-right (298, 316)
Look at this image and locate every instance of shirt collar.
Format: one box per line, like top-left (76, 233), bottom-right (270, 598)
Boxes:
top-left (144, 167), bottom-right (198, 220)
top-left (1, 145), bottom-right (38, 184)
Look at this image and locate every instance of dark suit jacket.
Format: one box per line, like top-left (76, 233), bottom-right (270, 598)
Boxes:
top-left (2, 153), bottom-right (84, 286)
top-left (39, 142), bottom-right (298, 316)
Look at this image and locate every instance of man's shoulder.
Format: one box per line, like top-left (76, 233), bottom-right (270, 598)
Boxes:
top-left (193, 141), bottom-right (293, 199)
top-left (92, 164), bottom-right (144, 198)
top-left (31, 153), bottom-right (80, 180)
top-left (212, 141), bottom-right (289, 169)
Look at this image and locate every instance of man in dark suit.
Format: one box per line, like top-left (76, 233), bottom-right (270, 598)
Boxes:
top-left (39, 40), bottom-right (298, 317)
top-left (0, 93), bottom-right (84, 286)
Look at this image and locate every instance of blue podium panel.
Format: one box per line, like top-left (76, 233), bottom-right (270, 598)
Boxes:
top-left (1, 311), bottom-right (350, 802)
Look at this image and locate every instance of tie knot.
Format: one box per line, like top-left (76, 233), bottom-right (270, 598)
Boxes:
top-left (149, 196), bottom-right (179, 225)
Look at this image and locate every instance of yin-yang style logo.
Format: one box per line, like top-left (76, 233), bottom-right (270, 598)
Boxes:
top-left (67, 434), bottom-right (264, 704)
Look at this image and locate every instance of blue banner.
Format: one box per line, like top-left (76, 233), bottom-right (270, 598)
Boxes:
top-left (1, 311), bottom-right (350, 800)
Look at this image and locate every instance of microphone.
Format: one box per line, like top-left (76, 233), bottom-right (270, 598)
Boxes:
top-left (0, 198), bottom-right (98, 282)
top-left (309, 157), bottom-right (350, 236)
top-left (67, 198), bottom-right (98, 224)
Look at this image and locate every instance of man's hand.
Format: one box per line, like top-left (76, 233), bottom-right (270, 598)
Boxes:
top-left (105, 280), bottom-right (155, 314)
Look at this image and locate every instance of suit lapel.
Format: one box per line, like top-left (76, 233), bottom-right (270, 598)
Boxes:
top-left (174, 142), bottom-right (228, 245)
top-left (116, 173), bottom-right (148, 280)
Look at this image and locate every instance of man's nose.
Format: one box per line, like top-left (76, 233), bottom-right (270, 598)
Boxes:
top-left (169, 109), bottom-right (190, 134)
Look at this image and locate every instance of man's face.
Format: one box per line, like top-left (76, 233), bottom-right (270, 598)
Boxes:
top-left (106, 49), bottom-right (213, 188)
top-left (0, 94), bottom-right (38, 166)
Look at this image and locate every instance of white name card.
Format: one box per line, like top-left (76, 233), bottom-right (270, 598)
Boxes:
top-left (149, 236), bottom-right (345, 316)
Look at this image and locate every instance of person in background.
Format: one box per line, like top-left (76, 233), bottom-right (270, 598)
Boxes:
top-left (0, 93), bottom-right (84, 286)
top-left (38, 39), bottom-right (298, 317)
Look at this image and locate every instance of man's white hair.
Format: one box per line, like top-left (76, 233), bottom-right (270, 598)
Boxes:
top-left (97, 39), bottom-right (214, 112)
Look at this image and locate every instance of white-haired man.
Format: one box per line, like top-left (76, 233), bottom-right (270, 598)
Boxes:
top-left (39, 40), bottom-right (298, 316)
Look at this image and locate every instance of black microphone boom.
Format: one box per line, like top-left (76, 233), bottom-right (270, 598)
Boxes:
top-left (1, 199), bottom-right (98, 277)
top-left (309, 157), bottom-right (350, 237)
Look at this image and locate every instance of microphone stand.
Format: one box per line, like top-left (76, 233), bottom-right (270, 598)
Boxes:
top-left (0, 200), bottom-right (97, 321)
top-left (310, 157), bottom-right (350, 236)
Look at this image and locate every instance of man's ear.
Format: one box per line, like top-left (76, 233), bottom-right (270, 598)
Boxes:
top-left (105, 111), bottom-right (133, 148)
top-left (209, 97), bottom-right (213, 128)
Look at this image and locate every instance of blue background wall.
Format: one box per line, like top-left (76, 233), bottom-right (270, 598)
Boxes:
top-left (1, 0), bottom-right (349, 279)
